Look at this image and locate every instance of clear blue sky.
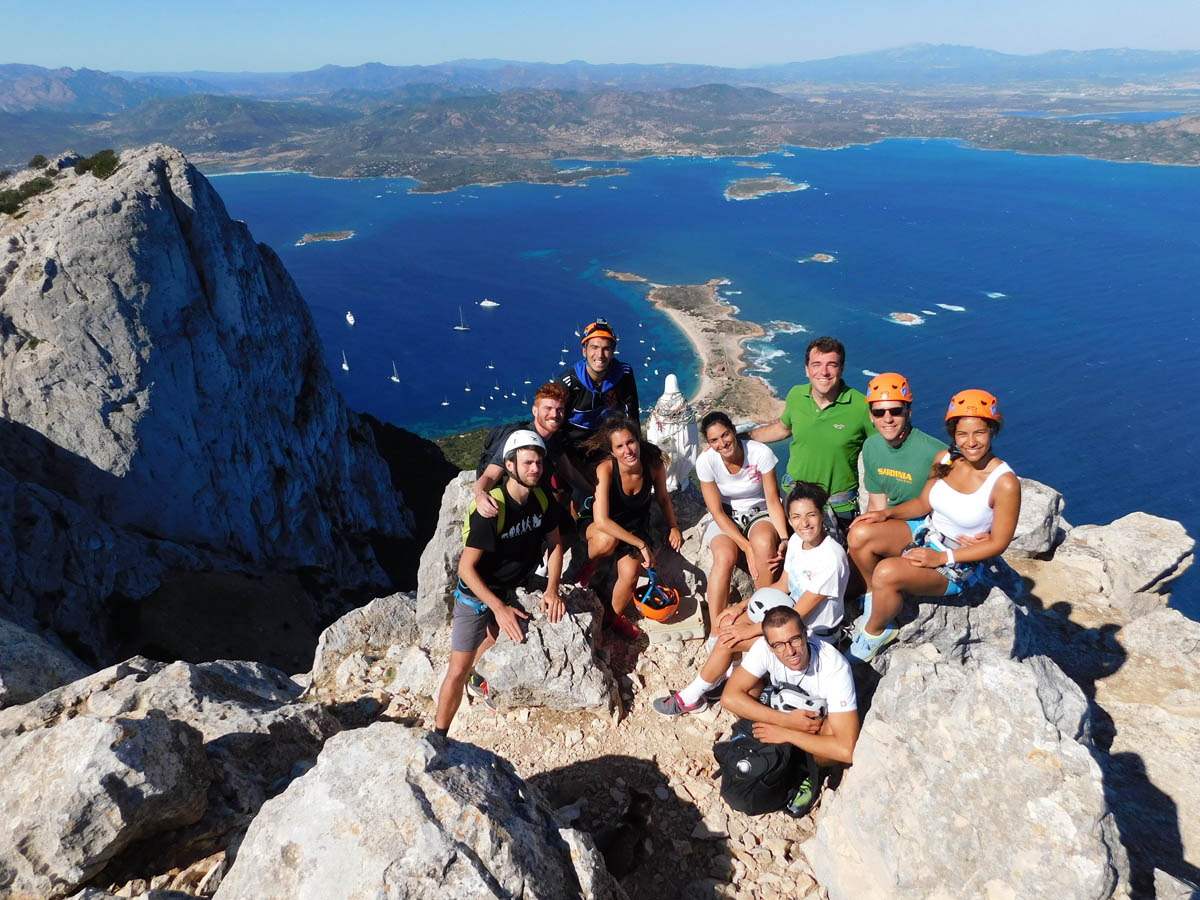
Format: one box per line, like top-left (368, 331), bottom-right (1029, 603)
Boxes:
top-left (7, 0), bottom-right (1199, 72)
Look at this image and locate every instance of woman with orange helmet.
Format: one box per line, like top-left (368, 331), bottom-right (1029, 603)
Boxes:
top-left (844, 389), bottom-right (1022, 664)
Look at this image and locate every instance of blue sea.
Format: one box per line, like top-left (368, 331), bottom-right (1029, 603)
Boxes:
top-left (210, 139), bottom-right (1199, 616)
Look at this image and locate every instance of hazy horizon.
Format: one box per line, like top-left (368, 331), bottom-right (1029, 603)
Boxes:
top-left (5, 0), bottom-right (1199, 73)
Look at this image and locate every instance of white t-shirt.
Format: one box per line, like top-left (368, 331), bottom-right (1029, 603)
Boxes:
top-left (695, 439), bottom-right (779, 512)
top-left (782, 533), bottom-right (847, 636)
top-left (741, 637), bottom-right (858, 713)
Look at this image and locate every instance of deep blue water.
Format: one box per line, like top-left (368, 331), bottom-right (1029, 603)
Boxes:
top-left (1004, 110), bottom-right (1191, 122)
top-left (210, 140), bottom-right (1199, 616)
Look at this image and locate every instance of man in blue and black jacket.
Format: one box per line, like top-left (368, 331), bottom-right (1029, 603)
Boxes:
top-left (554, 317), bottom-right (640, 465)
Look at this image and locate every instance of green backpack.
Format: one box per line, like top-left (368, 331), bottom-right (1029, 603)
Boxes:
top-left (462, 485), bottom-right (549, 545)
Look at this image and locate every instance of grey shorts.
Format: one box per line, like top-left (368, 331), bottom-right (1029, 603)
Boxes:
top-left (451, 590), bottom-right (526, 653)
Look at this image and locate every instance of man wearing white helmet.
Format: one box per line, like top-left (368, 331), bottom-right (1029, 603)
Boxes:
top-left (434, 430), bottom-right (565, 735)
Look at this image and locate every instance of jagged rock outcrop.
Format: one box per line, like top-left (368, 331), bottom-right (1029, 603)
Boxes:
top-left (0, 615), bottom-right (91, 707)
top-left (1009, 476), bottom-right (1069, 557)
top-left (476, 586), bottom-right (619, 713)
top-left (307, 590), bottom-right (420, 695)
top-left (0, 656), bottom-right (339, 889)
top-left (0, 709), bottom-right (209, 899)
top-left (804, 641), bottom-right (1129, 900)
top-left (213, 721), bottom-right (627, 900)
top-left (416, 470), bottom-right (475, 639)
top-left (1057, 512), bottom-right (1194, 602)
top-left (1, 144), bottom-right (416, 664)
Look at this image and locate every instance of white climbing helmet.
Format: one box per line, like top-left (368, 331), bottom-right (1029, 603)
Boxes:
top-left (746, 587), bottom-right (794, 624)
top-left (502, 429), bottom-right (546, 460)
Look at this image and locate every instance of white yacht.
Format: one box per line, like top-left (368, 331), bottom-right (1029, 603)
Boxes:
top-left (345, 311), bottom-right (355, 326)
top-left (389, 361), bottom-right (400, 384)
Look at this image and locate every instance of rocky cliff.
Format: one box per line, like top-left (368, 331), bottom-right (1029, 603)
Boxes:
top-left (0, 145), bottom-right (437, 670)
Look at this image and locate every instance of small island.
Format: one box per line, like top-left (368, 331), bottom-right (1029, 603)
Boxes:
top-left (724, 176), bottom-right (808, 201)
top-left (808, 252), bottom-right (836, 263)
top-left (736, 161), bottom-right (772, 168)
top-left (888, 312), bottom-right (925, 326)
top-left (606, 270), bottom-right (783, 424)
top-left (295, 230), bottom-right (355, 246)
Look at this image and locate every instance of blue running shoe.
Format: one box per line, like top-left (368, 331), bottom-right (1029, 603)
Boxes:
top-left (845, 621), bottom-right (898, 664)
top-left (851, 592), bottom-right (873, 633)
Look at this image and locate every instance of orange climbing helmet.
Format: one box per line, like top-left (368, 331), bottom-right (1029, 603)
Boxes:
top-left (866, 372), bottom-right (912, 404)
top-left (946, 389), bottom-right (1002, 428)
top-left (634, 568), bottom-right (680, 623)
top-left (581, 318), bottom-right (618, 348)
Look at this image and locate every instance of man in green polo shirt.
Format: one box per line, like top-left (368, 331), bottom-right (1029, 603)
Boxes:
top-left (750, 336), bottom-right (871, 538)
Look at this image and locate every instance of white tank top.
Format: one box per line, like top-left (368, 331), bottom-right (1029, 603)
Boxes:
top-left (926, 453), bottom-right (1014, 548)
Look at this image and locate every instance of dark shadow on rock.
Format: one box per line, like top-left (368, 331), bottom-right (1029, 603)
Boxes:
top-left (1018, 577), bottom-right (1200, 896)
top-left (528, 753), bottom-right (727, 900)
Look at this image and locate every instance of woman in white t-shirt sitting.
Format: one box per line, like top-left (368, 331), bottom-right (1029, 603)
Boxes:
top-left (695, 412), bottom-right (789, 623)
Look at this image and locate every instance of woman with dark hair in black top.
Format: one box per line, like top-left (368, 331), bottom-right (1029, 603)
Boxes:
top-left (576, 414), bottom-right (682, 640)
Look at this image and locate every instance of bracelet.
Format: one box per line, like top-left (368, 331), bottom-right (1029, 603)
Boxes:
top-left (945, 549), bottom-right (956, 565)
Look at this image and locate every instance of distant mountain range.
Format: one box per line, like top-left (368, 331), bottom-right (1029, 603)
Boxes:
top-left (3, 45), bottom-right (1200, 186)
top-left (5, 45), bottom-right (1200, 114)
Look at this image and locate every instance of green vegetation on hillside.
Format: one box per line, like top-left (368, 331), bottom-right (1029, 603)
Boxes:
top-left (0, 175), bottom-right (53, 214)
top-left (75, 148), bottom-right (119, 178)
top-left (433, 427), bottom-right (487, 472)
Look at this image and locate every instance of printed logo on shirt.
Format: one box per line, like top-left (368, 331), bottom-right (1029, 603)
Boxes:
top-left (877, 467), bottom-right (913, 483)
top-left (744, 464), bottom-right (762, 483)
top-left (839, 699), bottom-right (849, 708)
top-left (833, 423), bottom-right (845, 429)
top-left (503, 514), bottom-right (543, 539)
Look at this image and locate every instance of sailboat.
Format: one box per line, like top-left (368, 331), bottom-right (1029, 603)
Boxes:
top-left (464, 382), bottom-right (471, 392)
top-left (389, 361), bottom-right (400, 384)
top-left (523, 377), bottom-right (532, 385)
top-left (345, 311), bottom-right (355, 326)
top-left (573, 325), bottom-right (581, 337)
top-left (341, 351), bottom-right (349, 372)
top-left (486, 361), bottom-right (495, 370)
top-left (440, 396), bottom-right (450, 406)
top-left (520, 394), bottom-right (528, 405)
top-left (453, 307), bottom-right (470, 331)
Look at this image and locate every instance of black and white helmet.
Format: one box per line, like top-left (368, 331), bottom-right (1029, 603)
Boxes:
top-left (502, 429), bottom-right (546, 460)
top-left (746, 587), bottom-right (793, 624)
top-left (768, 685), bottom-right (824, 716)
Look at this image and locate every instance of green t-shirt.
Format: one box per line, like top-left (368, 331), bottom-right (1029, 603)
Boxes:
top-left (780, 383), bottom-right (873, 513)
top-left (861, 428), bottom-right (949, 508)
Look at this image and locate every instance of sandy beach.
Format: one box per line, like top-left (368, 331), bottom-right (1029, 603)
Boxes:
top-left (606, 270), bottom-right (784, 425)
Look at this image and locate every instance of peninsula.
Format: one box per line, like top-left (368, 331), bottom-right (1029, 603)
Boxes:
top-left (295, 230), bottom-right (354, 246)
top-left (605, 270), bottom-right (784, 424)
top-left (724, 175), bottom-right (807, 200)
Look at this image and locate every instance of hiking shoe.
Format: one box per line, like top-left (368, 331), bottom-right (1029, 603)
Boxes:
top-left (850, 593), bottom-right (873, 633)
top-left (465, 673), bottom-right (497, 711)
top-left (652, 691), bottom-right (708, 718)
top-left (607, 614), bottom-right (642, 641)
top-left (845, 621), bottom-right (899, 664)
top-left (785, 775), bottom-right (819, 817)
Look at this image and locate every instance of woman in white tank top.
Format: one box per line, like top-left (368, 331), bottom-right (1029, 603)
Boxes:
top-left (843, 389), bottom-right (1022, 664)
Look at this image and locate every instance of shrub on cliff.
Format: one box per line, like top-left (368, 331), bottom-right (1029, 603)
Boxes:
top-left (74, 149), bottom-right (119, 179)
top-left (27, 154), bottom-right (47, 169)
top-left (0, 176), bottom-right (55, 215)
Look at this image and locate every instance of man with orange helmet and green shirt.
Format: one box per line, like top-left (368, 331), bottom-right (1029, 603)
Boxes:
top-left (750, 336), bottom-right (872, 539)
top-left (846, 372), bottom-right (948, 595)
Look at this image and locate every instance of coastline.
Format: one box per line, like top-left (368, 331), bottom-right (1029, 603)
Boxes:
top-left (605, 270), bottom-right (784, 425)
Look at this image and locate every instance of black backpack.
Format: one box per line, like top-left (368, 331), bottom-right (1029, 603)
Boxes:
top-left (475, 421), bottom-right (531, 478)
top-left (713, 719), bottom-right (804, 816)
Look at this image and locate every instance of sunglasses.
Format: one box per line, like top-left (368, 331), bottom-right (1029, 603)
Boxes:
top-left (870, 406), bottom-right (907, 419)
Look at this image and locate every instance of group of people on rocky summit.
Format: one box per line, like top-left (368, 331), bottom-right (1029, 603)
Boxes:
top-left (434, 319), bottom-right (1022, 812)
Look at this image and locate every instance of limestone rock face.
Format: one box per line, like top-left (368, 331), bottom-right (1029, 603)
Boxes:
top-left (307, 590), bottom-right (419, 696)
top-left (0, 144), bottom-right (409, 587)
top-left (213, 721), bottom-right (627, 900)
top-left (805, 644), bottom-right (1128, 900)
top-left (416, 470), bottom-right (475, 639)
top-left (476, 586), bottom-right (618, 712)
top-left (0, 656), bottom-right (339, 874)
top-left (0, 709), bottom-right (209, 900)
top-left (0, 615), bottom-right (91, 708)
top-left (1058, 512), bottom-right (1194, 599)
top-left (1009, 476), bottom-right (1068, 558)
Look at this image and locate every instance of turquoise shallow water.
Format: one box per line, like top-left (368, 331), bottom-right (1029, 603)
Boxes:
top-left (211, 139), bottom-right (1200, 616)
